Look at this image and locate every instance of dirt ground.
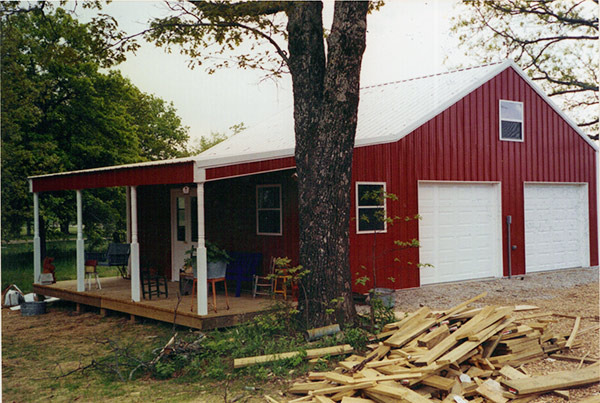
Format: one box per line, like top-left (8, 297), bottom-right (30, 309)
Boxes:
top-left (2, 268), bottom-right (599, 402)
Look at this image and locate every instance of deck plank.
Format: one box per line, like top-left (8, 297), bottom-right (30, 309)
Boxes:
top-left (33, 277), bottom-right (281, 330)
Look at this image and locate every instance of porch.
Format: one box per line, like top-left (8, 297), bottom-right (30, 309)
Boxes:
top-left (33, 277), bottom-right (280, 330)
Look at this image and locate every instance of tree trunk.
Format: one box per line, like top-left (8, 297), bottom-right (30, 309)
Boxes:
top-left (287, 1), bottom-right (369, 328)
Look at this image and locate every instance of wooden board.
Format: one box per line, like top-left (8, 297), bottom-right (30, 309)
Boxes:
top-left (234, 344), bottom-right (353, 369)
top-left (501, 365), bottom-right (600, 395)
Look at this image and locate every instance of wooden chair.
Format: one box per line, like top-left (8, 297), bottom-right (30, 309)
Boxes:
top-left (84, 259), bottom-right (101, 290)
top-left (252, 257), bottom-right (274, 298)
top-left (140, 267), bottom-right (168, 300)
top-left (253, 257), bottom-right (291, 299)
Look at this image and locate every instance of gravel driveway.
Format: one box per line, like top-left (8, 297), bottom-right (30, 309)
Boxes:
top-left (391, 267), bottom-right (599, 311)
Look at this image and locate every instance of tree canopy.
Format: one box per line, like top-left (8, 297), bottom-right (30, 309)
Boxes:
top-left (1, 4), bottom-right (190, 241)
top-left (452, 0), bottom-right (599, 140)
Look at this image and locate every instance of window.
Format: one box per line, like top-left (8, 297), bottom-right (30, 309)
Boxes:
top-left (176, 197), bottom-right (186, 241)
top-left (500, 100), bottom-right (524, 141)
top-left (257, 185), bottom-right (282, 235)
top-left (356, 182), bottom-right (387, 233)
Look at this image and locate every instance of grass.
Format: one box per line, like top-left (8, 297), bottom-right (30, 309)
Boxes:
top-left (2, 300), bottom-right (372, 402)
top-left (1, 241), bottom-right (120, 293)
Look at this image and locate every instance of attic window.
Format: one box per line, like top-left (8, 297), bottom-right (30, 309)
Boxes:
top-left (499, 100), bottom-right (524, 141)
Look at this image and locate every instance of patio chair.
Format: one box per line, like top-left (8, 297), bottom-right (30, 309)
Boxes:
top-left (252, 258), bottom-right (273, 298)
top-left (226, 252), bottom-right (262, 297)
top-left (140, 267), bottom-right (168, 300)
top-left (84, 259), bottom-right (101, 290)
top-left (86, 243), bottom-right (131, 279)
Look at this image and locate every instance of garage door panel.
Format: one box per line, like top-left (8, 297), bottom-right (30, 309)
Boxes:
top-left (524, 184), bottom-right (589, 273)
top-left (418, 182), bottom-right (502, 285)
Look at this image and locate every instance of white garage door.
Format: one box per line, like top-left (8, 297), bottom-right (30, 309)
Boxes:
top-left (418, 182), bottom-right (502, 285)
top-left (524, 183), bottom-right (589, 273)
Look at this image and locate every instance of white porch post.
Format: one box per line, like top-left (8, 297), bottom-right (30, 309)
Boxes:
top-left (126, 186), bottom-right (132, 276)
top-left (76, 190), bottom-right (85, 292)
top-left (196, 179), bottom-right (208, 316)
top-left (130, 186), bottom-right (141, 302)
top-left (33, 192), bottom-right (41, 284)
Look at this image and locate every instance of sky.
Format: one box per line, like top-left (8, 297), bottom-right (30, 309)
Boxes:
top-left (83, 1), bottom-right (467, 141)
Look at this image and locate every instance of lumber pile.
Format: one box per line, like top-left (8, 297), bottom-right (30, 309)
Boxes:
top-left (285, 293), bottom-right (600, 402)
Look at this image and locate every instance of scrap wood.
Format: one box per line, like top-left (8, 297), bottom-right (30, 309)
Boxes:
top-left (346, 344), bottom-right (390, 373)
top-left (565, 315), bottom-right (582, 348)
top-left (475, 379), bottom-right (508, 403)
top-left (289, 381), bottom-right (331, 394)
top-left (263, 395), bottom-right (281, 403)
top-left (501, 365), bottom-right (600, 395)
top-left (551, 353), bottom-right (599, 364)
top-left (340, 397), bottom-right (375, 403)
top-left (437, 292), bottom-right (488, 322)
top-left (366, 384), bottom-right (431, 403)
top-left (309, 381), bottom-right (376, 396)
top-left (498, 365), bottom-right (528, 380)
top-left (234, 344), bottom-right (353, 369)
top-left (577, 396), bottom-right (600, 403)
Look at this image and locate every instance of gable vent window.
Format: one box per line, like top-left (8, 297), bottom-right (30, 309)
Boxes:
top-left (499, 100), bottom-right (524, 141)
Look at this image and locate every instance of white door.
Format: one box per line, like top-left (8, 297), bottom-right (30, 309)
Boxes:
top-left (418, 182), bottom-right (502, 285)
top-left (524, 183), bottom-right (589, 273)
top-left (171, 188), bottom-right (198, 281)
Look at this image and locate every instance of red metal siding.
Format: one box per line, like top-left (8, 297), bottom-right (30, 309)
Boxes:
top-left (204, 169), bottom-right (299, 276)
top-left (31, 162), bottom-right (195, 192)
top-left (206, 157), bottom-right (296, 181)
top-left (350, 68), bottom-right (598, 292)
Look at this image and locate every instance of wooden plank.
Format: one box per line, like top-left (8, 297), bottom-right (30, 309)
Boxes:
top-left (341, 397), bottom-right (375, 403)
top-left (385, 318), bottom-right (437, 348)
top-left (310, 381), bottom-right (376, 396)
top-left (501, 365), bottom-right (600, 395)
top-left (421, 374), bottom-right (455, 391)
top-left (550, 353), bottom-right (599, 364)
top-left (498, 365), bottom-right (528, 380)
top-left (234, 344), bottom-right (353, 369)
top-left (366, 384), bottom-right (431, 403)
top-left (565, 315), bottom-right (581, 349)
top-left (437, 292), bottom-right (488, 322)
top-left (289, 381), bottom-right (331, 394)
top-left (418, 324), bottom-right (450, 349)
top-left (475, 379), bottom-right (508, 403)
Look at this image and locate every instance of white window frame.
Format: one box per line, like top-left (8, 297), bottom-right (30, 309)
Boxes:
top-left (356, 182), bottom-right (387, 234)
top-left (499, 99), bottom-right (524, 142)
top-left (256, 184), bottom-right (282, 236)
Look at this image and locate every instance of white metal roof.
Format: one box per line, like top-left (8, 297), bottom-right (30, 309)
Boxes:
top-left (196, 59), bottom-right (597, 168)
top-left (30, 59), bottom-right (598, 181)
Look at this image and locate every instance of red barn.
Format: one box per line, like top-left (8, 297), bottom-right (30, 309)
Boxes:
top-left (30, 60), bottom-right (598, 312)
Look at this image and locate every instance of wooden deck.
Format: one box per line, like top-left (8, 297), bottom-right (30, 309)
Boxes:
top-left (33, 277), bottom-right (280, 330)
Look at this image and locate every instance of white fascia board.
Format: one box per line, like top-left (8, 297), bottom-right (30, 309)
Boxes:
top-left (354, 60), bottom-right (514, 148)
top-left (27, 156), bottom-right (197, 180)
top-left (504, 60), bottom-right (598, 151)
top-left (195, 148), bottom-right (296, 169)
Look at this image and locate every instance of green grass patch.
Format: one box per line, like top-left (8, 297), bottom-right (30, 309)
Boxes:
top-left (1, 241), bottom-right (120, 293)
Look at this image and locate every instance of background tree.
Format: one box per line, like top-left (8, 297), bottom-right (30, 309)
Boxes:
top-left (147, 1), bottom-right (372, 327)
top-left (452, 0), bottom-right (599, 140)
top-left (1, 4), bottom-right (190, 242)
